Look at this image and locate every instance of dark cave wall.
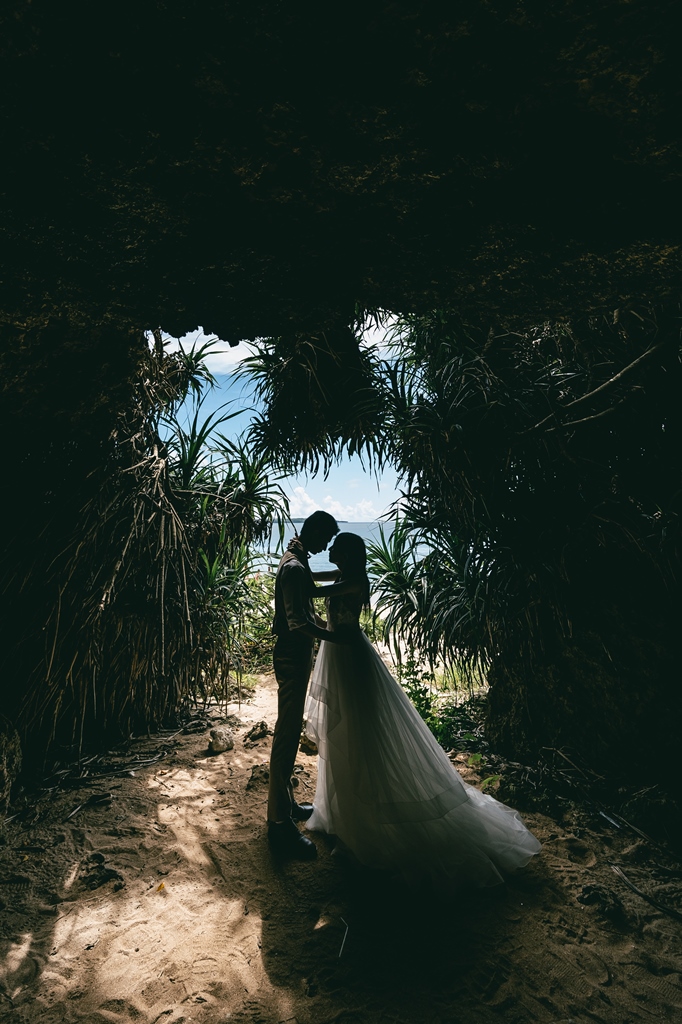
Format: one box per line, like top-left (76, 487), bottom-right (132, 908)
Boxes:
top-left (2, 1), bottom-right (682, 339)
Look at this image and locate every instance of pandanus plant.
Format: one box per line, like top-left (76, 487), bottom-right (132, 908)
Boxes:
top-left (240, 306), bottom-right (682, 761)
top-left (19, 334), bottom-right (287, 755)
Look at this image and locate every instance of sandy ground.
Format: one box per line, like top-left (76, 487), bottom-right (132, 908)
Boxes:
top-left (2, 672), bottom-right (682, 1024)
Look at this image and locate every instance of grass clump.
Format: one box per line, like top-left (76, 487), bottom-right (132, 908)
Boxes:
top-left (395, 656), bottom-right (489, 753)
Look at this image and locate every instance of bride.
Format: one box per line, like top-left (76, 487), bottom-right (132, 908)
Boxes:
top-left (305, 532), bottom-right (541, 889)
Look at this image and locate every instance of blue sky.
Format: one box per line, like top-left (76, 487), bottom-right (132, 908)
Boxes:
top-left (165, 326), bottom-right (400, 521)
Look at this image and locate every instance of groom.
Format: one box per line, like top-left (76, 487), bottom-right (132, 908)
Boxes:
top-left (267, 509), bottom-right (342, 859)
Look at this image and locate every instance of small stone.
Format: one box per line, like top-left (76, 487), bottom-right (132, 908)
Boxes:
top-left (299, 734), bottom-right (318, 756)
top-left (243, 721), bottom-right (271, 745)
top-left (208, 726), bottom-right (234, 754)
top-left (246, 763), bottom-right (270, 789)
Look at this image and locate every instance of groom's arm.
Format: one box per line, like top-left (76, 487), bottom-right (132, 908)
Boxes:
top-left (280, 562), bottom-right (347, 644)
top-left (292, 622), bottom-right (347, 644)
top-left (311, 579), bottom-right (363, 598)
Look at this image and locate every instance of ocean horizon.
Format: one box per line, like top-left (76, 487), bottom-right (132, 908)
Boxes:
top-left (259, 520), bottom-right (395, 573)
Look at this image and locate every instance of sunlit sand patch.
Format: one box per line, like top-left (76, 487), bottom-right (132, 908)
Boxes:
top-left (61, 861), bottom-right (80, 892)
top-left (40, 876), bottom-right (277, 1019)
top-left (149, 766), bottom-right (240, 842)
top-left (0, 932), bottom-right (34, 1002)
top-left (159, 818), bottom-right (216, 872)
top-left (147, 767), bottom-right (215, 799)
top-left (26, 709), bottom-right (294, 1022)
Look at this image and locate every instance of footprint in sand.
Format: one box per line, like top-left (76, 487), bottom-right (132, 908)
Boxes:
top-left (0, 873), bottom-right (33, 893)
top-left (549, 837), bottom-right (597, 868)
top-left (545, 914), bottom-right (590, 945)
top-left (621, 962), bottom-right (682, 1008)
top-left (543, 945), bottom-right (610, 999)
top-left (466, 953), bottom-right (517, 1009)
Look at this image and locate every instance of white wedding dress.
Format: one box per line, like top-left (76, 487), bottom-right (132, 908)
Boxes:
top-left (305, 595), bottom-right (541, 889)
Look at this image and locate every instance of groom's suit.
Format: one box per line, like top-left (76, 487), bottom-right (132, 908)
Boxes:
top-left (268, 540), bottom-right (317, 822)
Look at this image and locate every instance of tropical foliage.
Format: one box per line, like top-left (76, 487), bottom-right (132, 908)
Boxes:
top-left (6, 335), bottom-right (286, 757)
top-left (240, 325), bottom-right (385, 476)
top-left (241, 305), bottom-right (682, 771)
top-left (371, 307), bottom-right (681, 678)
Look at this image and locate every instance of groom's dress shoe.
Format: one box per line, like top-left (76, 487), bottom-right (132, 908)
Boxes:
top-left (291, 802), bottom-right (314, 822)
top-left (268, 819), bottom-right (317, 860)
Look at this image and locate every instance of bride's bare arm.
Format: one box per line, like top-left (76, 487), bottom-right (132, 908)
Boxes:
top-left (311, 569), bottom-right (340, 582)
top-left (311, 578), bottom-right (363, 598)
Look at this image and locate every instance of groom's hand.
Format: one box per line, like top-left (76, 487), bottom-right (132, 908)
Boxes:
top-left (331, 624), bottom-right (363, 646)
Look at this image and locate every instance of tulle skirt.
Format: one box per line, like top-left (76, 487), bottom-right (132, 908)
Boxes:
top-left (305, 634), bottom-right (541, 889)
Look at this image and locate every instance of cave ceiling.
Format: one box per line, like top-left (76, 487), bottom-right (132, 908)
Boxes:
top-left (1, 0), bottom-right (681, 346)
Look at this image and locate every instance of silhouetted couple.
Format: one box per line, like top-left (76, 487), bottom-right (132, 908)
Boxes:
top-left (267, 511), bottom-right (540, 888)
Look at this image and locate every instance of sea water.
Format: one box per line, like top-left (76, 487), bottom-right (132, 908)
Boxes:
top-left (258, 521), bottom-right (395, 573)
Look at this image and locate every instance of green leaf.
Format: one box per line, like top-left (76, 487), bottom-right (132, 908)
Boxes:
top-left (480, 775), bottom-right (501, 792)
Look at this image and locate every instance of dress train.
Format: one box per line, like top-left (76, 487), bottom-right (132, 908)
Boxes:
top-left (305, 633), bottom-right (541, 889)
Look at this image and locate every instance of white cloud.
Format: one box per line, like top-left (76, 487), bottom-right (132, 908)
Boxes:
top-left (286, 487), bottom-right (322, 519)
top-left (285, 486), bottom-right (386, 522)
top-left (155, 329), bottom-right (254, 373)
top-left (156, 316), bottom-right (397, 374)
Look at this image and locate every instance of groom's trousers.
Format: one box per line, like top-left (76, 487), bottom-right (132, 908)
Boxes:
top-left (267, 632), bottom-right (315, 822)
